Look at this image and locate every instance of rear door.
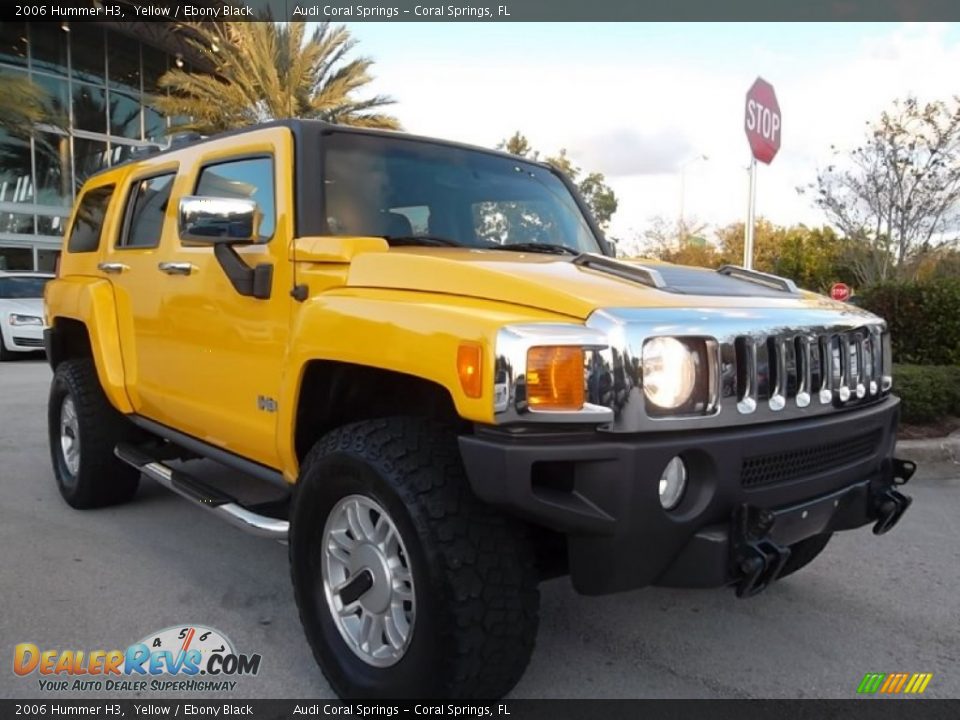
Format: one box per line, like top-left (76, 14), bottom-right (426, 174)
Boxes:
top-left (100, 163), bottom-right (180, 416)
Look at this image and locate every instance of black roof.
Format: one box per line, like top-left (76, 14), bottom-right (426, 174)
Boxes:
top-left (94, 119), bottom-right (556, 178)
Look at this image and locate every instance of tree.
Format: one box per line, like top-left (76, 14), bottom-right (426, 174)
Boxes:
top-left (0, 71), bottom-right (62, 138)
top-left (634, 215), bottom-right (712, 262)
top-left (153, 22), bottom-right (399, 134)
top-left (803, 96), bottom-right (960, 284)
top-left (635, 217), bottom-right (853, 292)
top-left (498, 132), bottom-right (619, 229)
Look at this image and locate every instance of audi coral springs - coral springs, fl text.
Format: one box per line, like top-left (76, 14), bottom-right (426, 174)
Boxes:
top-left (43, 121), bottom-right (915, 699)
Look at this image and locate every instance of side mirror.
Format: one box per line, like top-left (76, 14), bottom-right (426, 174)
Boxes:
top-left (178, 196), bottom-right (261, 243)
top-left (177, 196), bottom-right (272, 300)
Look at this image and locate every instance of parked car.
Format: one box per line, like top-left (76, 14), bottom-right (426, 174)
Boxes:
top-left (44, 121), bottom-right (915, 699)
top-left (0, 271), bottom-right (53, 360)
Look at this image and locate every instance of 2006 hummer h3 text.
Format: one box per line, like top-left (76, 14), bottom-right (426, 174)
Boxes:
top-left (44, 121), bottom-right (915, 699)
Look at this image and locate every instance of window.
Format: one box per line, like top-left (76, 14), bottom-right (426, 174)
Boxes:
top-left (472, 199), bottom-right (566, 246)
top-left (0, 247), bottom-right (33, 271)
top-left (67, 185), bottom-right (114, 253)
top-left (70, 25), bottom-right (106, 84)
top-left (0, 126), bottom-right (33, 204)
top-left (321, 132), bottom-right (601, 254)
top-left (72, 83), bottom-right (107, 134)
top-left (195, 157), bottom-right (275, 241)
top-left (0, 21), bottom-right (29, 68)
top-left (34, 132), bottom-right (72, 207)
top-left (0, 275), bottom-right (50, 298)
top-left (120, 173), bottom-right (175, 248)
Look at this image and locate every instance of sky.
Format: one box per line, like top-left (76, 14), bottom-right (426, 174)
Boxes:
top-left (331, 21), bottom-right (960, 249)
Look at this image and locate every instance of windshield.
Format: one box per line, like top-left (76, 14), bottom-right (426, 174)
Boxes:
top-left (321, 132), bottom-right (602, 254)
top-left (0, 276), bottom-right (50, 299)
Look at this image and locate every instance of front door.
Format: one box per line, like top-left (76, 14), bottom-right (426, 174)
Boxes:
top-left (151, 149), bottom-right (293, 470)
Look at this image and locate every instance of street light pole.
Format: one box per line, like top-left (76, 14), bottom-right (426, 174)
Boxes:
top-left (744, 157), bottom-right (757, 269)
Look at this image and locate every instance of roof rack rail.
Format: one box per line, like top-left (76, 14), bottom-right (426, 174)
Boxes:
top-left (717, 265), bottom-right (798, 293)
top-left (573, 253), bottom-right (666, 290)
top-left (169, 132), bottom-right (205, 148)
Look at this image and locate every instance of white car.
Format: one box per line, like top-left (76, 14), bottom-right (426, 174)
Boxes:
top-left (0, 271), bottom-right (54, 360)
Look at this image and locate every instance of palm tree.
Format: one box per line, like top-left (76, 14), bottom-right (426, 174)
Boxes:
top-left (153, 22), bottom-right (400, 134)
top-left (0, 71), bottom-right (62, 139)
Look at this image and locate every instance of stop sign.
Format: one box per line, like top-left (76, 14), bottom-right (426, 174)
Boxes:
top-left (830, 282), bottom-right (851, 302)
top-left (744, 77), bottom-right (782, 164)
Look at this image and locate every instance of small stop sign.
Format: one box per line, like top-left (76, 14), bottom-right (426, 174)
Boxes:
top-left (744, 77), bottom-right (782, 164)
top-left (830, 282), bottom-right (851, 302)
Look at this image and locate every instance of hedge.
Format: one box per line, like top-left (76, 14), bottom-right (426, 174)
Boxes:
top-left (858, 279), bottom-right (960, 366)
top-left (893, 364), bottom-right (960, 424)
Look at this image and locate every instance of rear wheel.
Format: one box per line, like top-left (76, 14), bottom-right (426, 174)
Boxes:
top-left (290, 417), bottom-right (540, 699)
top-left (48, 358), bottom-right (142, 508)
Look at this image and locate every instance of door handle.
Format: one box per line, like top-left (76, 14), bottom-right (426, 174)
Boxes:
top-left (97, 262), bottom-right (129, 274)
top-left (158, 262), bottom-right (197, 276)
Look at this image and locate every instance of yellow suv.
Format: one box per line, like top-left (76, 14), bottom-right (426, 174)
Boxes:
top-left (44, 121), bottom-right (915, 699)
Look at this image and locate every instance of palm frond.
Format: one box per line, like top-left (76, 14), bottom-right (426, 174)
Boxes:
top-left (153, 21), bottom-right (399, 135)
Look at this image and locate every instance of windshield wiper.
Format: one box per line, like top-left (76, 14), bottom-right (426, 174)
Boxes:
top-left (383, 234), bottom-right (464, 248)
top-left (493, 242), bottom-right (581, 256)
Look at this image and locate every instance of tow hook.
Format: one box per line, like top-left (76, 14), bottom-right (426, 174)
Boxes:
top-left (871, 458), bottom-right (916, 535)
top-left (731, 504), bottom-right (791, 598)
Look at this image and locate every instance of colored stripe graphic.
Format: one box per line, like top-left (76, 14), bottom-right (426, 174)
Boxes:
top-left (857, 672), bottom-right (933, 695)
top-left (857, 673), bottom-right (885, 693)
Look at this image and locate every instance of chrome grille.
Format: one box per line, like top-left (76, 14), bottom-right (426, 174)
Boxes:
top-left (585, 307), bottom-right (892, 433)
top-left (729, 327), bottom-right (890, 415)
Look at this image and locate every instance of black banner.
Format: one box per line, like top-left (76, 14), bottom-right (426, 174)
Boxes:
top-left (4, 0), bottom-right (960, 22)
top-left (2, 700), bottom-right (960, 720)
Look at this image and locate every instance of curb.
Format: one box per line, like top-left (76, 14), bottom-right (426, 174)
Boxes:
top-left (895, 430), bottom-right (960, 467)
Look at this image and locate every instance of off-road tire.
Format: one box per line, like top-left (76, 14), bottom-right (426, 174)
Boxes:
top-left (290, 417), bottom-right (540, 699)
top-left (779, 533), bottom-right (833, 579)
top-left (48, 358), bottom-right (142, 508)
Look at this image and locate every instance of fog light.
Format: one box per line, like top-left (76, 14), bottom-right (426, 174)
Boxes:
top-left (659, 456), bottom-right (687, 510)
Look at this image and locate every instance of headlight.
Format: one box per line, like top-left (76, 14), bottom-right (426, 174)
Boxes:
top-left (8, 314), bottom-right (43, 327)
top-left (642, 337), bottom-right (696, 409)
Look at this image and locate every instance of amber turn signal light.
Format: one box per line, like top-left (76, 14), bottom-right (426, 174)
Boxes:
top-left (526, 346), bottom-right (585, 410)
top-left (457, 343), bottom-right (483, 399)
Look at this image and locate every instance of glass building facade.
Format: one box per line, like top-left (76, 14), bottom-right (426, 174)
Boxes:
top-left (0, 21), bottom-right (184, 271)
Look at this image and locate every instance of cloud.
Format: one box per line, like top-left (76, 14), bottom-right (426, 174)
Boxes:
top-left (570, 127), bottom-right (693, 177)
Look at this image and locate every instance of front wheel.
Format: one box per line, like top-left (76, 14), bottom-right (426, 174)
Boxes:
top-left (290, 418), bottom-right (540, 699)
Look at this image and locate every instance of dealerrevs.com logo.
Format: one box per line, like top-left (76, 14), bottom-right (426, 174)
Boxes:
top-left (13, 624), bottom-right (262, 692)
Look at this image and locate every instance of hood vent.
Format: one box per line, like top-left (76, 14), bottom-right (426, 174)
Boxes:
top-left (573, 253), bottom-right (799, 298)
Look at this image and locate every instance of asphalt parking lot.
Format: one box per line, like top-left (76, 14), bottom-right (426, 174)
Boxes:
top-left (1, 358), bottom-right (958, 699)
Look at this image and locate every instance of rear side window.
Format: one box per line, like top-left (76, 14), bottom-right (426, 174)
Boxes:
top-left (120, 173), bottom-right (176, 248)
top-left (67, 185), bottom-right (114, 253)
top-left (195, 157), bottom-right (275, 241)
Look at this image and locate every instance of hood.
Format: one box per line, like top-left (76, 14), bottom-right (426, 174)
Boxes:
top-left (0, 297), bottom-right (44, 317)
top-left (344, 248), bottom-right (871, 320)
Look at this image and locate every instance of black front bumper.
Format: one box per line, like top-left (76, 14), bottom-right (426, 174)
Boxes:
top-left (459, 397), bottom-right (912, 595)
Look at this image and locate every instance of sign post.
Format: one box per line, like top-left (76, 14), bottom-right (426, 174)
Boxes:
top-left (743, 77), bottom-right (782, 269)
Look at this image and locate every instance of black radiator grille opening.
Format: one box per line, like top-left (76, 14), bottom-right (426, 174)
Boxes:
top-left (740, 430), bottom-right (882, 488)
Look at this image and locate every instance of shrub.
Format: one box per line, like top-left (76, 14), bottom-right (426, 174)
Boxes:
top-left (859, 279), bottom-right (960, 366)
top-left (892, 364), bottom-right (960, 424)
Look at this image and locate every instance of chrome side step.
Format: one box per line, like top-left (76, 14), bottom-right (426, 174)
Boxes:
top-left (115, 443), bottom-right (289, 541)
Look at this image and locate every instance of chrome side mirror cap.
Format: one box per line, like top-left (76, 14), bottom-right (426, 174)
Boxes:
top-left (178, 196), bottom-right (261, 244)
